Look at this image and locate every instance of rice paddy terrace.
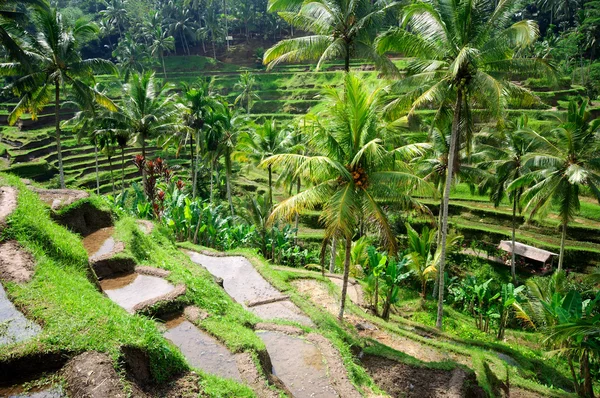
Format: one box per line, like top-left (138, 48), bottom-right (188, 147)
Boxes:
top-left (2, 55), bottom-right (600, 271)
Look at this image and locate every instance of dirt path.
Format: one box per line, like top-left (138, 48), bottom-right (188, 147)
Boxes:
top-left (0, 240), bottom-right (35, 283)
top-left (292, 279), bottom-right (471, 366)
top-left (30, 187), bottom-right (89, 210)
top-left (0, 186), bottom-right (18, 227)
top-left (187, 251), bottom-right (313, 326)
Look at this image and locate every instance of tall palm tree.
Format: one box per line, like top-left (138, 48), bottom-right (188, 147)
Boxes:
top-left (98, 129), bottom-right (117, 195)
top-left (376, 0), bottom-right (546, 329)
top-left (175, 80), bottom-right (223, 199)
top-left (1, 8), bottom-right (117, 188)
top-left (63, 86), bottom-right (112, 195)
top-left (115, 130), bottom-right (129, 193)
top-left (213, 102), bottom-right (243, 218)
top-left (234, 71), bottom-right (259, 114)
top-left (480, 116), bottom-right (539, 283)
top-left (510, 101), bottom-right (600, 271)
top-left (264, 0), bottom-right (399, 73)
top-left (263, 73), bottom-right (432, 319)
top-left (241, 118), bottom-right (293, 210)
top-left (150, 26), bottom-right (175, 79)
top-left (100, 0), bottom-right (127, 39)
top-left (113, 33), bottom-right (148, 82)
top-left (117, 71), bottom-right (177, 190)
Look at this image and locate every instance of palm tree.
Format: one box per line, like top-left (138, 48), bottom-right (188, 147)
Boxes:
top-left (150, 26), bottom-right (175, 79)
top-left (100, 0), bottom-right (127, 39)
top-left (376, 0), bottom-right (546, 329)
top-left (112, 33), bottom-right (148, 82)
top-left (241, 118), bottom-right (292, 210)
top-left (98, 129), bottom-right (117, 195)
top-left (1, 8), bottom-right (117, 188)
top-left (117, 71), bottom-right (177, 190)
top-left (480, 116), bottom-right (539, 283)
top-left (63, 86), bottom-right (112, 195)
top-left (234, 71), bottom-right (260, 114)
top-left (263, 73), bottom-right (432, 319)
top-left (213, 102), bottom-right (243, 218)
top-left (115, 130), bottom-right (129, 193)
top-left (510, 101), bottom-right (600, 271)
top-left (176, 80), bottom-right (223, 199)
top-left (263, 0), bottom-right (399, 73)
top-left (0, 0), bottom-right (47, 68)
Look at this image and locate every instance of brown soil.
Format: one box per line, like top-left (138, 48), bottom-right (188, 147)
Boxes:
top-left (31, 188), bottom-right (89, 210)
top-left (63, 352), bottom-right (139, 398)
top-left (329, 277), bottom-right (364, 306)
top-left (509, 388), bottom-right (547, 398)
top-left (147, 372), bottom-right (202, 398)
top-left (100, 272), bottom-right (139, 290)
top-left (183, 306), bottom-right (209, 322)
top-left (132, 284), bottom-right (186, 313)
top-left (51, 201), bottom-right (112, 236)
top-left (235, 352), bottom-right (281, 398)
top-left (254, 322), bottom-right (304, 336)
top-left (135, 266), bottom-right (170, 278)
top-left (136, 220), bottom-right (154, 235)
top-left (0, 351), bottom-right (71, 386)
top-left (0, 186), bottom-right (18, 227)
top-left (292, 278), bottom-right (471, 366)
top-left (0, 240), bottom-right (35, 283)
top-left (362, 354), bottom-right (481, 398)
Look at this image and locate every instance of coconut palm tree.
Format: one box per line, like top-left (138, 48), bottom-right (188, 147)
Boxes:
top-left (98, 129), bottom-right (117, 195)
top-left (241, 118), bottom-right (293, 210)
top-left (234, 71), bottom-right (260, 114)
top-left (100, 0), bottom-right (127, 39)
top-left (264, 0), bottom-right (400, 73)
top-left (175, 80), bottom-right (223, 199)
top-left (480, 116), bottom-right (539, 283)
top-left (113, 33), bottom-right (148, 82)
top-left (63, 86), bottom-right (113, 195)
top-left (1, 8), bottom-right (117, 188)
top-left (376, 0), bottom-right (547, 329)
top-left (263, 73), bottom-right (432, 319)
top-left (117, 71), bottom-right (177, 190)
top-left (509, 101), bottom-right (600, 271)
top-left (150, 26), bottom-right (175, 79)
top-left (115, 130), bottom-right (130, 193)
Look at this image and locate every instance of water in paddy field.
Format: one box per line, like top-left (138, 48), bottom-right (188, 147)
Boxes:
top-left (100, 273), bottom-right (176, 312)
top-left (82, 226), bottom-right (115, 259)
top-left (257, 331), bottom-right (337, 398)
top-left (0, 384), bottom-right (65, 397)
top-left (163, 315), bottom-right (242, 381)
top-left (187, 252), bottom-right (313, 326)
top-left (0, 283), bottom-right (40, 346)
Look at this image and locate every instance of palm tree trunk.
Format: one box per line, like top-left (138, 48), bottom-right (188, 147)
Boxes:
top-left (212, 38), bottom-right (217, 59)
top-left (338, 235), bottom-right (352, 320)
top-left (344, 41), bottom-right (350, 73)
top-left (210, 158), bottom-right (214, 204)
top-left (268, 164), bottom-right (273, 210)
top-left (94, 140), bottom-right (100, 195)
top-left (559, 216), bottom-right (567, 271)
top-left (141, 136), bottom-right (147, 192)
top-left (161, 54), bottom-right (168, 79)
top-left (329, 237), bottom-right (337, 273)
top-left (55, 82), bottom-right (65, 189)
top-left (511, 195), bottom-right (518, 284)
top-left (109, 156), bottom-right (115, 195)
top-left (225, 150), bottom-right (234, 218)
top-left (121, 147), bottom-right (125, 194)
top-left (294, 178), bottom-right (300, 244)
top-left (190, 136), bottom-right (195, 197)
top-left (436, 87), bottom-right (463, 329)
top-left (193, 131), bottom-right (200, 199)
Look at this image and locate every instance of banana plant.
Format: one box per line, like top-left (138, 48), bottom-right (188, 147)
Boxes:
top-left (473, 279), bottom-right (500, 333)
top-left (496, 283), bottom-right (527, 340)
top-left (381, 257), bottom-right (412, 320)
top-left (365, 246), bottom-right (387, 316)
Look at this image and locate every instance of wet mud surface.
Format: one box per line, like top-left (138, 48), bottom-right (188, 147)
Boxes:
top-left (188, 252), bottom-right (312, 325)
top-left (257, 331), bottom-right (337, 398)
top-left (0, 283), bottom-right (40, 346)
top-left (82, 227), bottom-right (115, 259)
top-left (100, 273), bottom-right (176, 312)
top-left (0, 385), bottom-right (65, 398)
top-left (163, 316), bottom-right (241, 381)
top-left (0, 241), bottom-right (35, 283)
top-left (362, 354), bottom-right (469, 398)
